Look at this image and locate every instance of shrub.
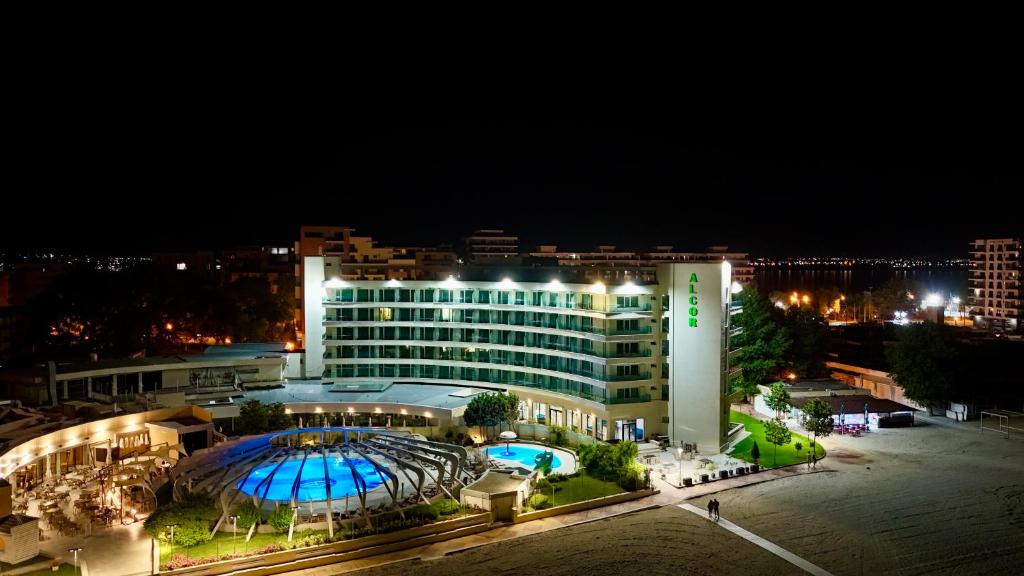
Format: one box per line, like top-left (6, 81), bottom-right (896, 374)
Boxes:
top-left (144, 493), bottom-right (219, 542)
top-left (617, 463), bottom-right (647, 491)
top-left (548, 425), bottom-right (569, 447)
top-left (169, 519), bottom-right (214, 547)
top-left (795, 442), bottom-right (803, 452)
top-left (431, 499), bottom-right (461, 516)
top-left (234, 500), bottom-right (261, 531)
top-left (268, 505), bottom-right (294, 534)
top-left (527, 494), bottom-right (550, 509)
top-left (546, 473), bottom-right (569, 483)
top-left (407, 504), bottom-right (440, 521)
top-left (751, 441), bottom-right (761, 463)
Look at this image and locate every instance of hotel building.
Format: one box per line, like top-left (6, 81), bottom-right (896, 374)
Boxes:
top-left (969, 238), bottom-right (1022, 333)
top-left (304, 257), bottom-right (742, 453)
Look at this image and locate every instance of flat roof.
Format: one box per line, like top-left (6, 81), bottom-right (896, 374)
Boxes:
top-left (791, 395), bottom-right (915, 414)
top-left (243, 381), bottom-right (491, 410)
top-left (464, 470), bottom-right (529, 494)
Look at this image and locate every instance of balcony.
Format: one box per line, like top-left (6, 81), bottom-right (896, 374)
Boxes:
top-left (607, 394), bottom-right (652, 405)
top-left (608, 372), bottom-right (652, 382)
top-left (610, 303), bottom-right (653, 313)
top-left (607, 326), bottom-right (653, 336)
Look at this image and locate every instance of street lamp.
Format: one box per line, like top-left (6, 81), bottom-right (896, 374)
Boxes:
top-left (229, 515), bottom-right (239, 554)
top-left (68, 548), bottom-right (82, 576)
top-left (677, 447), bottom-right (684, 486)
top-left (165, 524), bottom-right (177, 558)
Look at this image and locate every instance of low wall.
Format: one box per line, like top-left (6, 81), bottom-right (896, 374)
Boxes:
top-left (514, 488), bottom-right (657, 523)
top-left (159, 512), bottom-right (490, 576)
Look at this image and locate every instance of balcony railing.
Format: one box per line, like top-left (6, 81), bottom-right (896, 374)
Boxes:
top-left (608, 372), bottom-right (652, 382)
top-left (607, 394), bottom-right (652, 405)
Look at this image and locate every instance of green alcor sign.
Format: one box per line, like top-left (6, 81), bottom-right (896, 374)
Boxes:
top-left (688, 272), bottom-right (698, 327)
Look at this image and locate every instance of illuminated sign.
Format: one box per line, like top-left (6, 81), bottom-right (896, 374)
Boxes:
top-left (688, 272), bottom-right (698, 327)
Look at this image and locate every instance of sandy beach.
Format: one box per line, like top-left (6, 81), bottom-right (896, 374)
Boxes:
top-left (344, 413), bottom-right (1023, 576)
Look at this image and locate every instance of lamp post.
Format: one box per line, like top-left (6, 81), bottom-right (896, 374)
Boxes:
top-left (677, 447), bottom-right (683, 486)
top-left (68, 547), bottom-right (82, 576)
top-left (165, 524), bottom-right (177, 558)
top-left (229, 515), bottom-right (239, 554)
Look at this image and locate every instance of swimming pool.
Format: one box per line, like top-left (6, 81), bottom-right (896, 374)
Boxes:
top-left (487, 444), bottom-right (563, 470)
top-left (237, 456), bottom-right (385, 501)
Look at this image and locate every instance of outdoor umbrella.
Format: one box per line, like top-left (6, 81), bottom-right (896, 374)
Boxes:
top-left (839, 402), bottom-right (846, 428)
top-left (499, 431), bottom-right (518, 454)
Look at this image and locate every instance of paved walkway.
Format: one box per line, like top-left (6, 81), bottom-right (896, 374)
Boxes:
top-left (677, 503), bottom-right (834, 576)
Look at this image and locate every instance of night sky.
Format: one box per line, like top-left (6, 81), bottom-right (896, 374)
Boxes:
top-left (6, 68), bottom-right (1020, 257)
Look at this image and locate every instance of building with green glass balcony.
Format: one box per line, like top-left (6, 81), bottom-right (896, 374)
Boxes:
top-left (303, 257), bottom-right (741, 453)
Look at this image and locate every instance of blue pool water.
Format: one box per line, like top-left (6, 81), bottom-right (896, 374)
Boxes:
top-left (488, 444), bottom-right (562, 470)
top-left (237, 456), bottom-right (385, 501)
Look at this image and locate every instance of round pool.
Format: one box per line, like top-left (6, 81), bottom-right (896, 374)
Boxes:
top-left (487, 444), bottom-right (563, 470)
top-left (237, 456), bottom-right (385, 501)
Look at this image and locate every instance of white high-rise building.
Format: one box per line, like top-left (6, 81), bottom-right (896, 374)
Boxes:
top-left (304, 257), bottom-right (742, 453)
top-left (969, 238), bottom-right (1022, 333)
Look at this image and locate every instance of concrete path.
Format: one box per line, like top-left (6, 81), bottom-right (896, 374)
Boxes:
top-left (677, 503), bottom-right (834, 576)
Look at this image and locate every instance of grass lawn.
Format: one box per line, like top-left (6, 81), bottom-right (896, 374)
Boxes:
top-left (547, 472), bottom-right (625, 507)
top-left (159, 530), bottom-right (328, 564)
top-left (728, 410), bottom-right (825, 468)
top-left (18, 565), bottom-right (76, 576)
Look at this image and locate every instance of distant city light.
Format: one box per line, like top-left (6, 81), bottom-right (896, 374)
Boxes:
top-left (924, 293), bottom-right (944, 307)
top-left (730, 282), bottom-right (743, 294)
top-left (285, 341), bottom-right (296, 351)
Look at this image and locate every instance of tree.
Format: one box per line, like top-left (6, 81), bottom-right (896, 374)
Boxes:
top-left (782, 307), bottom-right (829, 378)
top-left (799, 398), bottom-right (834, 450)
top-left (731, 284), bottom-right (791, 397)
top-left (236, 400), bottom-right (269, 435)
top-left (886, 323), bottom-right (959, 411)
top-left (266, 402), bottom-right (293, 432)
top-left (763, 419), bottom-right (792, 467)
top-left (463, 392), bottom-right (516, 439)
top-left (236, 400), bottom-right (292, 435)
top-left (764, 382), bottom-right (792, 420)
top-left (500, 392), bottom-right (521, 432)
top-left (872, 278), bottom-right (917, 322)
top-left (750, 441), bottom-right (761, 464)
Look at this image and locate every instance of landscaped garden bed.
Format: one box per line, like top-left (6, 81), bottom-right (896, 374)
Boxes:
top-left (727, 410), bottom-right (825, 467)
top-left (153, 496), bottom-right (476, 570)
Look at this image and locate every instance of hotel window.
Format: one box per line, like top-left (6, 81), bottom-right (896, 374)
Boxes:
top-left (439, 289), bottom-right (453, 303)
top-left (616, 319), bottom-right (639, 332)
top-left (478, 291), bottom-right (491, 303)
top-left (378, 308), bottom-right (393, 321)
top-left (440, 308), bottom-right (452, 322)
top-left (532, 292), bottom-right (543, 306)
top-left (340, 289), bottom-right (354, 302)
top-left (419, 289), bottom-right (434, 302)
top-left (420, 309), bottom-right (435, 321)
top-left (548, 293), bottom-right (558, 307)
top-left (615, 387), bottom-right (640, 399)
top-left (498, 292), bottom-right (510, 304)
top-left (581, 293), bottom-right (592, 310)
top-left (398, 289), bottom-right (414, 302)
top-left (459, 290), bottom-right (473, 304)
top-left (380, 289), bottom-right (396, 302)
top-left (515, 291), bottom-right (525, 305)
top-left (357, 289), bottom-right (373, 302)
top-left (616, 295), bottom-right (639, 309)
top-left (616, 364), bottom-right (639, 377)
top-left (616, 342), bottom-right (639, 356)
top-left (357, 308), bottom-right (372, 321)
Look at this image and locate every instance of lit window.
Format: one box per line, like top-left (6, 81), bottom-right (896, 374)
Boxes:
top-left (176, 262), bottom-right (187, 271)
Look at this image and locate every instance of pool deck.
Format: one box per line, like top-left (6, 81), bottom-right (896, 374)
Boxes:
top-left (484, 442), bottom-right (578, 475)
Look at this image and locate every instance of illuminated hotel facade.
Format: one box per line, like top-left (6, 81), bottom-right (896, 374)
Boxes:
top-left (304, 257), bottom-right (742, 453)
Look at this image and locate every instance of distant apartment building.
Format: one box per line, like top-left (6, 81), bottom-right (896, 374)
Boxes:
top-left (969, 238), bottom-right (1022, 332)
top-left (462, 229), bottom-right (521, 264)
top-left (527, 244), bottom-right (753, 284)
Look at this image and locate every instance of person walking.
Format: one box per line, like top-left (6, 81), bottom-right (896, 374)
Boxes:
top-left (707, 499), bottom-right (714, 519)
top-left (713, 499), bottom-right (720, 520)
